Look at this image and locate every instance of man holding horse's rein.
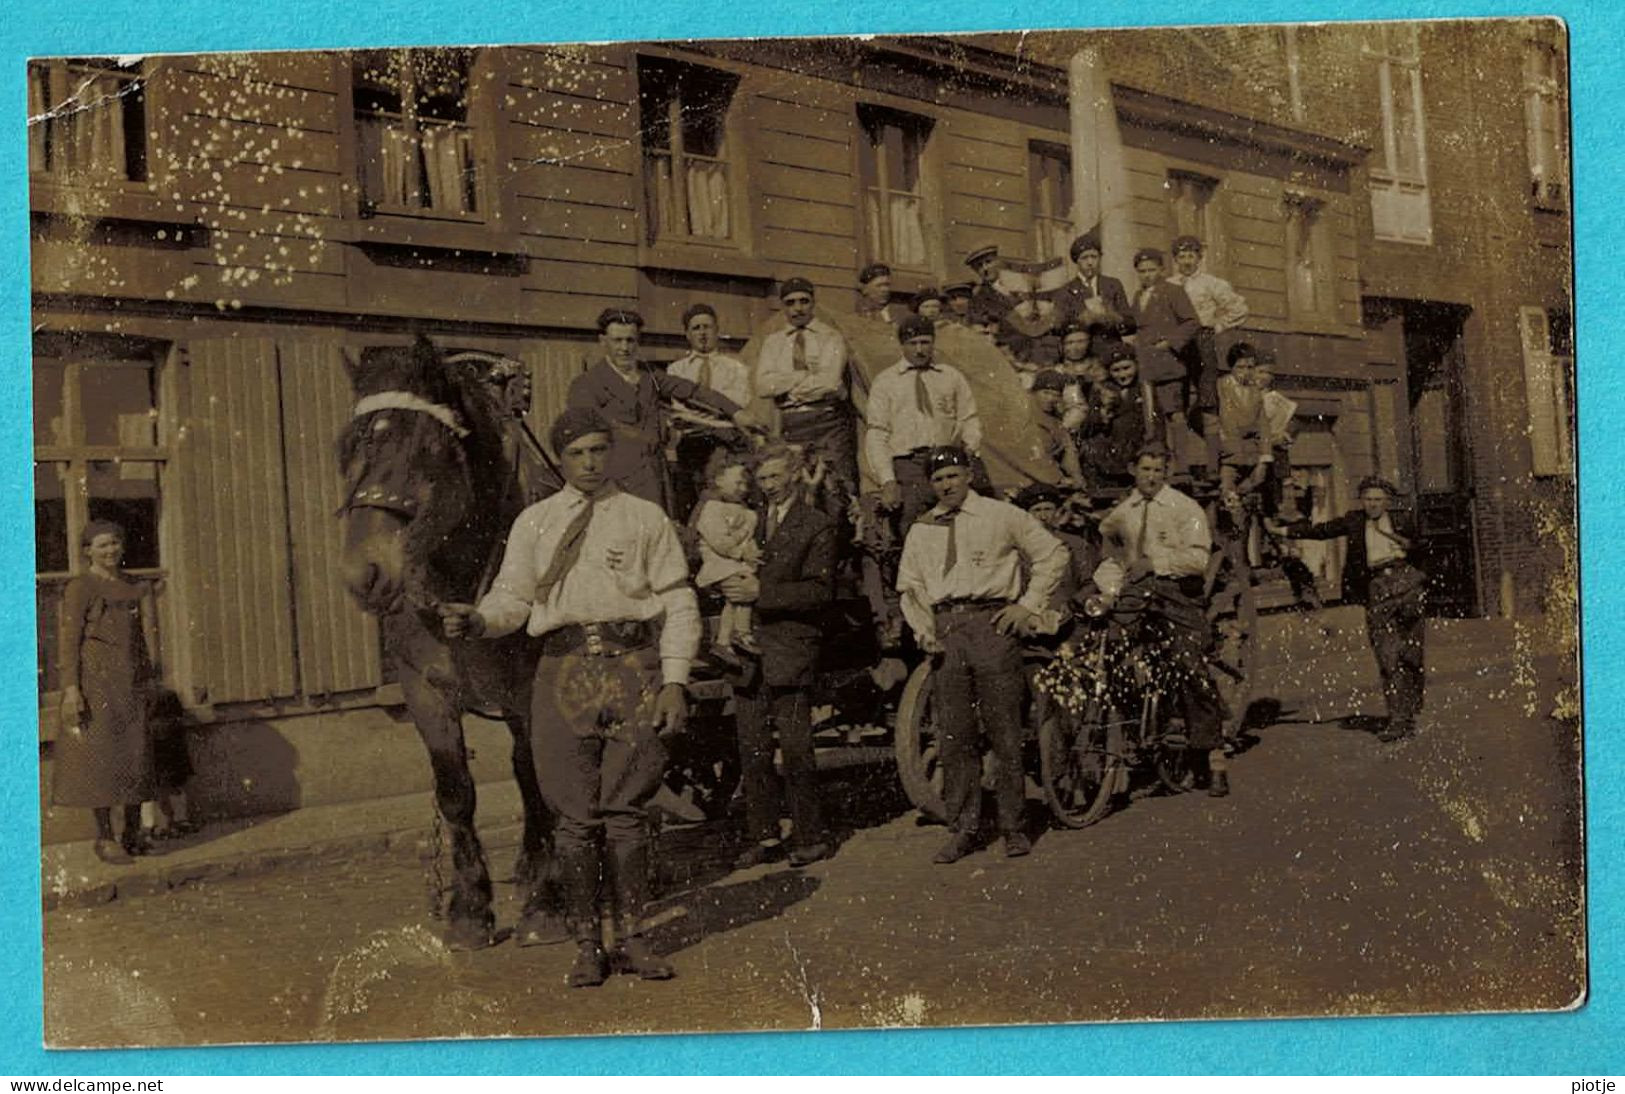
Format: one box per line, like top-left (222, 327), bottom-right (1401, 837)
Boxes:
top-left (439, 406), bottom-right (697, 988)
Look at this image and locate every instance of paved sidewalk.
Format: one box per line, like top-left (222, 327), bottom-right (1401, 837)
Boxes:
top-left (39, 611), bottom-right (1575, 911)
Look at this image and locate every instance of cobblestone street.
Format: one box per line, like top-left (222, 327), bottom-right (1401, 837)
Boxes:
top-left (43, 622), bottom-right (1584, 1047)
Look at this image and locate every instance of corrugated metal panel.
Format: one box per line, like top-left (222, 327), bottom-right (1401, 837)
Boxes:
top-left (521, 339), bottom-right (594, 448)
top-left (280, 340), bottom-right (383, 696)
top-left (176, 337), bottom-right (298, 704)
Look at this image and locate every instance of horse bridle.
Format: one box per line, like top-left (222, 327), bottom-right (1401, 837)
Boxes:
top-left (341, 390), bottom-right (471, 520)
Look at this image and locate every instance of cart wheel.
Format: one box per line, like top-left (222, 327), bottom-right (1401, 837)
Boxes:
top-left (1040, 699), bottom-right (1121, 828)
top-left (894, 659), bottom-right (947, 823)
top-left (662, 730), bottom-right (742, 822)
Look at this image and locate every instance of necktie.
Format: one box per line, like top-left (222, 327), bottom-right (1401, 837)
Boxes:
top-left (911, 364), bottom-right (934, 417)
top-left (791, 330), bottom-right (807, 372)
top-left (534, 495), bottom-right (597, 603)
top-left (766, 502), bottom-right (782, 542)
top-left (1133, 498), bottom-right (1151, 566)
top-left (936, 507), bottom-right (961, 577)
top-left (696, 354), bottom-right (712, 392)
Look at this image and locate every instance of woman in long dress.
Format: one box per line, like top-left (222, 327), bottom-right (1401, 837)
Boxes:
top-left (54, 520), bottom-right (157, 865)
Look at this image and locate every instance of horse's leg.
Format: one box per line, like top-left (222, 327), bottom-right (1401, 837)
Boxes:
top-left (399, 664), bottom-right (496, 952)
top-left (507, 714), bottom-right (568, 946)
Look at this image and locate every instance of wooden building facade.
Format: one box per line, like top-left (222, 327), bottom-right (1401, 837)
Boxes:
top-left (30, 26), bottom-right (1568, 823)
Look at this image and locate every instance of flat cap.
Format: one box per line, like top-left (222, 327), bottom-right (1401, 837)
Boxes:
top-left (1132, 247), bottom-right (1165, 267)
top-left (1099, 340), bottom-right (1136, 366)
top-left (927, 444), bottom-right (974, 474)
top-left (898, 315), bottom-right (937, 342)
top-left (550, 406), bottom-right (614, 453)
top-left (944, 281), bottom-right (975, 298)
top-left (1069, 232), bottom-right (1102, 261)
top-left (778, 277), bottom-right (816, 299)
top-left (1030, 369), bottom-right (1067, 393)
top-left (1013, 481), bottom-right (1066, 510)
top-left (964, 245), bottom-right (999, 268)
top-left (1171, 234), bottom-right (1204, 255)
top-left (858, 262), bottom-right (892, 285)
top-left (914, 285), bottom-right (945, 304)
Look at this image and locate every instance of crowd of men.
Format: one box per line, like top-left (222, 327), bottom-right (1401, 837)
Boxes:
top-left (440, 229), bottom-right (1429, 988)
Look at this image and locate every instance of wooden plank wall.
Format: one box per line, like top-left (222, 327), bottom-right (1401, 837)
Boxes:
top-left (509, 46), bottom-right (642, 330)
top-left (278, 339), bottom-right (383, 696)
top-left (163, 53), bottom-right (347, 311)
top-left (172, 336), bottom-right (298, 705)
top-left (1123, 146), bottom-right (1362, 337)
top-left (942, 111), bottom-right (1032, 265)
top-left (521, 338), bottom-right (596, 446)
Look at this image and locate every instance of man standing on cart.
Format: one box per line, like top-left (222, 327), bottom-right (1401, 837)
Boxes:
top-left (1092, 444), bottom-right (1230, 797)
top-left (897, 446), bottom-right (1068, 864)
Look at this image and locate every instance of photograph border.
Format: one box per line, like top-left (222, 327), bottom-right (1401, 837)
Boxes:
top-left (1, 0), bottom-right (1616, 1074)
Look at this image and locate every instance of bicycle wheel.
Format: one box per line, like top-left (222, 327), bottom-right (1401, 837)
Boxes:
top-left (1148, 694), bottom-right (1197, 794)
top-left (1040, 698), bottom-right (1122, 828)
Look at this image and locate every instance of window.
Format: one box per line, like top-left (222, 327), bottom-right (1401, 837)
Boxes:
top-left (26, 58), bottom-right (147, 184)
top-left (1029, 142), bottom-right (1073, 261)
top-left (34, 353), bottom-right (167, 699)
top-left (1166, 169), bottom-right (1226, 274)
top-left (858, 104), bottom-right (933, 270)
top-left (1524, 41), bottom-right (1568, 210)
top-left (1519, 306), bottom-right (1575, 476)
top-left (1284, 191), bottom-right (1335, 322)
top-left (638, 57), bottom-right (740, 245)
top-left (1369, 25), bottom-right (1432, 244)
top-left (353, 48), bottom-right (479, 217)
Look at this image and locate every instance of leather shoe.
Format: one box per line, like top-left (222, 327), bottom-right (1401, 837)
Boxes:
top-left (933, 832), bottom-right (978, 865)
top-left (733, 841), bottom-right (785, 870)
top-left (788, 841), bottom-right (833, 868)
top-left (1208, 771), bottom-right (1230, 798)
top-left (613, 936), bottom-right (675, 981)
top-left (1376, 721), bottom-right (1416, 743)
top-left (567, 941), bottom-right (609, 988)
top-left (93, 838), bottom-right (132, 866)
top-left (1002, 832), bottom-right (1032, 858)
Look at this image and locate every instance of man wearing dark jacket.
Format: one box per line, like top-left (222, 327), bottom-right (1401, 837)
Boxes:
top-left (567, 307), bottom-right (746, 512)
top-left (1269, 477), bottom-right (1427, 742)
top-left (728, 444), bottom-right (839, 869)
top-left (1052, 231), bottom-right (1134, 340)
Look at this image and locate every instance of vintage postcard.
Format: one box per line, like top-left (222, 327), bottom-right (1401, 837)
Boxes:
top-left (31, 17), bottom-right (1581, 1047)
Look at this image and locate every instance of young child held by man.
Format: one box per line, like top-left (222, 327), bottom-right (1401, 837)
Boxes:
top-left (691, 449), bottom-right (762, 658)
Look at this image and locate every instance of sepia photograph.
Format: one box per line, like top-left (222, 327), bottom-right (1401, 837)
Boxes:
top-left (28, 17), bottom-right (1583, 1048)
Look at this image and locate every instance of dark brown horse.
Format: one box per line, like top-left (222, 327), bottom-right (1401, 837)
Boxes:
top-left (337, 337), bottom-right (562, 951)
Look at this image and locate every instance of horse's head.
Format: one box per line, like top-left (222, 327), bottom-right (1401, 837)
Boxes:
top-left (337, 336), bottom-right (506, 614)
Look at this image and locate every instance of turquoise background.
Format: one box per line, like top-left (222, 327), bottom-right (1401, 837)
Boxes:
top-left (1, 0), bottom-right (1617, 1075)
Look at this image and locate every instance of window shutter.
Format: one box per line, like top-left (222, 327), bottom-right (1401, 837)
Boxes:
top-left (1519, 306), bottom-right (1568, 477)
top-left (171, 336), bottom-right (298, 705)
top-left (279, 340), bottom-right (383, 695)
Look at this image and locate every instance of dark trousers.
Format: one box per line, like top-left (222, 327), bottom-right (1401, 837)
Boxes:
top-left (531, 646), bottom-right (667, 940)
top-left (734, 682), bottom-right (826, 847)
top-left (1367, 565), bottom-right (1427, 728)
top-left (782, 401), bottom-right (857, 518)
top-left (1134, 577), bottom-right (1224, 752)
top-left (934, 607), bottom-right (1025, 836)
top-left (891, 454), bottom-right (937, 531)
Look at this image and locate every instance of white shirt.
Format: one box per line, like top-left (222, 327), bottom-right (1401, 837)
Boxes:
top-left (864, 358), bottom-right (983, 483)
top-left (1168, 269), bottom-right (1249, 333)
top-left (476, 484), bottom-right (700, 685)
top-left (1365, 513), bottom-right (1406, 568)
top-left (1093, 484), bottom-right (1212, 595)
top-left (896, 491), bottom-right (1067, 645)
top-left (755, 317), bottom-right (848, 406)
top-left (668, 351), bottom-right (752, 411)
